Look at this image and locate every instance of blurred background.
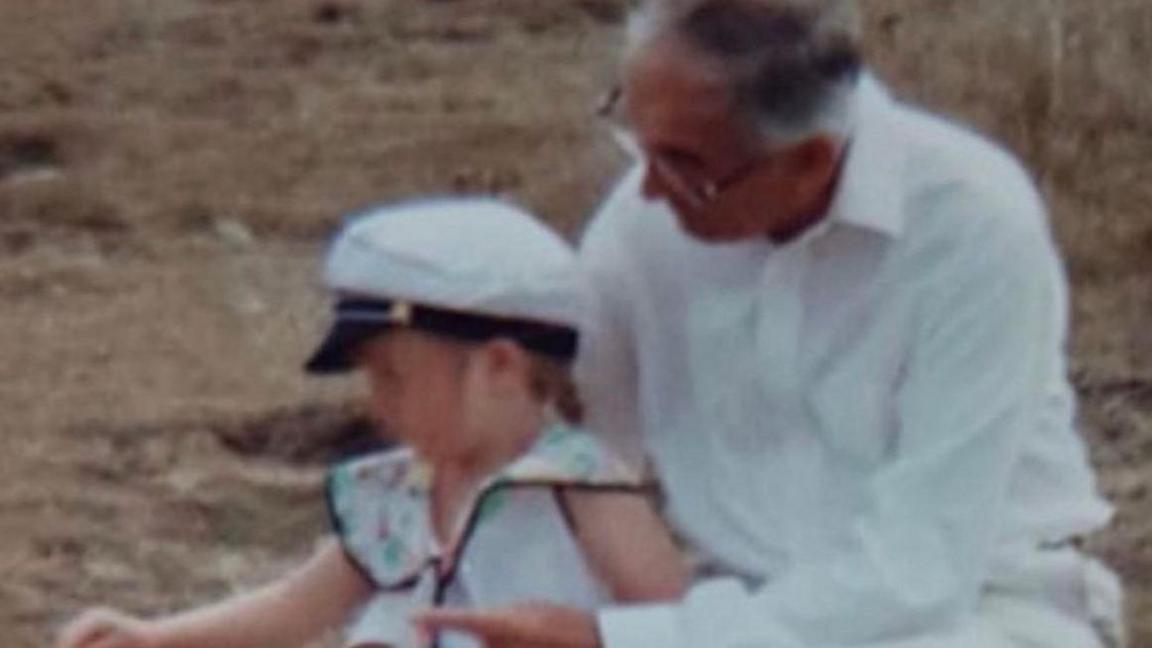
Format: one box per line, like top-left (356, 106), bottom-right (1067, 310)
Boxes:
top-left (0, 0), bottom-right (1148, 646)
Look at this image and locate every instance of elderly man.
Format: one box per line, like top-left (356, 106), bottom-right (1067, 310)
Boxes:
top-left (416, 0), bottom-right (1124, 646)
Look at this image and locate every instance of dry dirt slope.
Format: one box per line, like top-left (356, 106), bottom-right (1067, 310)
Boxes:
top-left (0, 0), bottom-right (1149, 646)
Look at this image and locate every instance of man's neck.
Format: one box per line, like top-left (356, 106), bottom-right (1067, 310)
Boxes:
top-left (767, 198), bottom-right (832, 244)
top-left (767, 147), bottom-right (847, 244)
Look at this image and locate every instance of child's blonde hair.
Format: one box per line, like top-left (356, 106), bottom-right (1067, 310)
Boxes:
top-left (528, 354), bottom-right (584, 425)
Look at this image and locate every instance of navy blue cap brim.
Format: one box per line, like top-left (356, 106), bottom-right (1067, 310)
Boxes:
top-left (306, 297), bottom-right (579, 374)
top-left (304, 320), bottom-right (393, 374)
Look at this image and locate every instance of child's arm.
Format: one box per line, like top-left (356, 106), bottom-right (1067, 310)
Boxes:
top-left (561, 490), bottom-right (690, 603)
top-left (57, 538), bottom-right (373, 648)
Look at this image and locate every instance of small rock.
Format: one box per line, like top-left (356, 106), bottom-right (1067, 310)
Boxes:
top-left (0, 166), bottom-right (64, 188)
top-left (231, 292), bottom-right (268, 315)
top-left (212, 218), bottom-right (256, 249)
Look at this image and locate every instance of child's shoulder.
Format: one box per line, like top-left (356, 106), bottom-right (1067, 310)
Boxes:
top-left (498, 424), bottom-right (644, 487)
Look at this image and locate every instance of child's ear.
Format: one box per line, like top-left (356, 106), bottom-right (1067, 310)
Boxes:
top-left (458, 340), bottom-right (531, 434)
top-left (475, 339), bottom-right (530, 386)
top-left (461, 339), bottom-right (532, 401)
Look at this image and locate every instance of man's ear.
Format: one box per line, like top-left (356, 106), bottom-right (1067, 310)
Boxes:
top-left (785, 135), bottom-right (840, 180)
top-left (779, 135), bottom-right (842, 209)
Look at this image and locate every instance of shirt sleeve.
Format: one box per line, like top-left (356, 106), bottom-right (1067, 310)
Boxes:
top-left (576, 170), bottom-right (648, 468)
top-left (599, 188), bottom-right (1063, 647)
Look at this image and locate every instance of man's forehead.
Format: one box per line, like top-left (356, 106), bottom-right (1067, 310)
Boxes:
top-left (622, 36), bottom-right (732, 113)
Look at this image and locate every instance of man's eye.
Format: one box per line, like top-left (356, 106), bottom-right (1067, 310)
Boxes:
top-left (656, 148), bottom-right (706, 174)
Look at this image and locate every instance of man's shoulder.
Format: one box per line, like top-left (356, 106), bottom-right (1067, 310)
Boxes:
top-left (897, 101), bottom-right (1040, 204)
top-left (887, 100), bottom-right (1050, 251)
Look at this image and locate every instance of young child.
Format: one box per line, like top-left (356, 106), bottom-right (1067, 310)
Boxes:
top-left (57, 198), bottom-right (688, 648)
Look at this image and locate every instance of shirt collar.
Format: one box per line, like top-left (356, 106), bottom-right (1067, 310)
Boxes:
top-left (824, 73), bottom-right (908, 239)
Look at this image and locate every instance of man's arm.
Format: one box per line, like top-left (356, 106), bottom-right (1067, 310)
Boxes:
top-left (574, 168), bottom-right (648, 468)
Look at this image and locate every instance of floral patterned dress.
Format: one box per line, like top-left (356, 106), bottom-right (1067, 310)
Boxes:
top-left (326, 425), bottom-right (648, 648)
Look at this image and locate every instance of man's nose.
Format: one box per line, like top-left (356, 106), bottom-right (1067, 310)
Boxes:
top-left (640, 162), bottom-right (666, 201)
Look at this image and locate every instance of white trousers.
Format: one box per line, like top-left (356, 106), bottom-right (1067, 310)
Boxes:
top-left (865, 549), bottom-right (1125, 648)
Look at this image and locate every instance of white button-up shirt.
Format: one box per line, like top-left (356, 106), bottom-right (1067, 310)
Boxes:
top-left (578, 76), bottom-right (1113, 648)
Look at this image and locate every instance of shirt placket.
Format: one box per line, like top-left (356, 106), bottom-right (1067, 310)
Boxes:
top-left (755, 242), bottom-right (820, 560)
top-left (686, 251), bottom-right (786, 566)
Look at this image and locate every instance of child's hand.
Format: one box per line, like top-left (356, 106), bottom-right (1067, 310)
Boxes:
top-left (57, 607), bottom-right (159, 648)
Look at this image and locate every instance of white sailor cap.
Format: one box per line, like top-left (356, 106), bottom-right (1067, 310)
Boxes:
top-left (305, 198), bottom-right (585, 373)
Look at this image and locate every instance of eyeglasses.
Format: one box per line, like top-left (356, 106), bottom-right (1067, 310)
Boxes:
top-left (596, 85), bottom-right (774, 210)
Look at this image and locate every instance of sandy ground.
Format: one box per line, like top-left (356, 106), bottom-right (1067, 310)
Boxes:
top-left (1, 1), bottom-right (1148, 646)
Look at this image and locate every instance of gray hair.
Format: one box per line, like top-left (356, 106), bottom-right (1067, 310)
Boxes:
top-left (628, 0), bottom-right (864, 145)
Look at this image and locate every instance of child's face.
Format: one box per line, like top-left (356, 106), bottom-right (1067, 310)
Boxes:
top-left (357, 330), bottom-right (472, 461)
